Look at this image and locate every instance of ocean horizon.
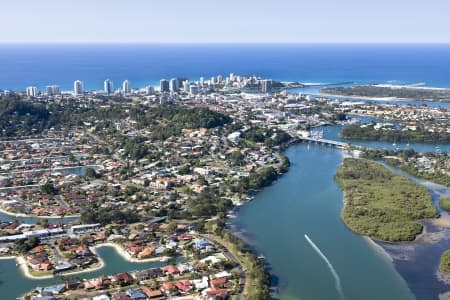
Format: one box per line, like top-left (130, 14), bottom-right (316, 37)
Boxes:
top-left (1, 43), bottom-right (450, 91)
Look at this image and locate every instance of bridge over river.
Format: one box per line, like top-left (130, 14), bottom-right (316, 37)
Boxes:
top-left (294, 136), bottom-right (351, 149)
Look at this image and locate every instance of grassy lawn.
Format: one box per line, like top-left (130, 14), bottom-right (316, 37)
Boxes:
top-left (30, 269), bottom-right (54, 277)
top-left (336, 158), bottom-right (438, 242)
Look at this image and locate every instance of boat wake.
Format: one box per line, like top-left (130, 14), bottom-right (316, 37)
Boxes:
top-left (304, 234), bottom-right (345, 300)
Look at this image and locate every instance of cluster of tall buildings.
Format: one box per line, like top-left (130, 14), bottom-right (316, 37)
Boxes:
top-left (23, 73), bottom-right (274, 98)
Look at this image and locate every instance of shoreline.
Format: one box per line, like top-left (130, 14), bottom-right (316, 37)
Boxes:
top-left (1, 241), bottom-right (171, 281)
top-left (13, 254), bottom-right (105, 280)
top-left (92, 242), bottom-right (170, 263)
top-left (0, 241), bottom-right (171, 281)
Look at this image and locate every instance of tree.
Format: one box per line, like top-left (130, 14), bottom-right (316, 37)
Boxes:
top-left (84, 167), bottom-right (98, 179)
top-left (37, 218), bottom-right (48, 229)
top-left (41, 183), bottom-right (57, 195)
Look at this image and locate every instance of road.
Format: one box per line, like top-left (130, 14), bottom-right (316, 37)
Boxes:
top-left (199, 234), bottom-right (246, 300)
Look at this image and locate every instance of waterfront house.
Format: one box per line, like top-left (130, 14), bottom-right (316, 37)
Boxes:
top-left (137, 247), bottom-right (155, 259)
top-left (133, 268), bottom-right (162, 281)
top-left (161, 265), bottom-right (179, 275)
top-left (42, 284), bottom-right (65, 295)
top-left (113, 272), bottom-right (134, 286)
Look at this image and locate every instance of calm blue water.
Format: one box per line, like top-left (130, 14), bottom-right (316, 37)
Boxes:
top-left (1, 44), bottom-right (450, 91)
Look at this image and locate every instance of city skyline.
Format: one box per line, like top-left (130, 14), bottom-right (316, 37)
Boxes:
top-left (1, 0), bottom-right (450, 44)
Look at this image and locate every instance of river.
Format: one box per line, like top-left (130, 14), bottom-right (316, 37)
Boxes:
top-left (230, 120), bottom-right (450, 300)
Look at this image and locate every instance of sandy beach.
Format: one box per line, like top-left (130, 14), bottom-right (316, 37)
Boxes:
top-left (93, 242), bottom-right (170, 263)
top-left (14, 254), bottom-right (105, 280)
top-left (364, 236), bottom-right (394, 263)
top-left (1, 242), bottom-right (169, 281)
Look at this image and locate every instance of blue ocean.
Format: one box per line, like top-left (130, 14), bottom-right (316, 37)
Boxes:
top-left (1, 44), bottom-right (450, 91)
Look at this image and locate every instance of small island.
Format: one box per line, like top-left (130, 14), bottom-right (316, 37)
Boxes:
top-left (335, 158), bottom-right (438, 242)
top-left (440, 249), bottom-right (450, 275)
top-left (439, 198), bottom-right (450, 211)
top-left (321, 85), bottom-right (450, 102)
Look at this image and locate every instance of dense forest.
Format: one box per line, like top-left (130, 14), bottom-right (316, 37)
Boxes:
top-left (0, 99), bottom-right (51, 137)
top-left (341, 124), bottom-right (450, 144)
top-left (321, 85), bottom-right (450, 101)
top-left (335, 158), bottom-right (438, 242)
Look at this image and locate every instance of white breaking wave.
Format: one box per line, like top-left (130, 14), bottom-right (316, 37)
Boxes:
top-left (304, 234), bottom-right (345, 300)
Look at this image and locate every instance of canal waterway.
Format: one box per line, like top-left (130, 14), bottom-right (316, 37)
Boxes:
top-left (0, 245), bottom-right (182, 300)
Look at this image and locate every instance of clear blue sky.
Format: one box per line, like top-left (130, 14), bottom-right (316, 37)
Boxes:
top-left (2, 0), bottom-right (450, 43)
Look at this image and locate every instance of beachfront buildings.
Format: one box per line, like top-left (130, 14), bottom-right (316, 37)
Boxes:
top-left (46, 85), bottom-right (61, 96)
top-left (261, 79), bottom-right (272, 93)
top-left (26, 86), bottom-right (37, 97)
top-left (73, 80), bottom-right (84, 96)
top-left (104, 79), bottom-right (114, 95)
top-left (122, 80), bottom-right (131, 94)
top-left (160, 79), bottom-right (169, 92)
top-left (169, 78), bottom-right (179, 92)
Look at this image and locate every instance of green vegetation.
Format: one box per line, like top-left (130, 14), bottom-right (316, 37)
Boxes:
top-left (214, 232), bottom-right (270, 300)
top-left (80, 208), bottom-right (140, 225)
top-left (321, 85), bottom-right (450, 101)
top-left (249, 166), bottom-right (279, 189)
top-left (0, 99), bottom-right (50, 137)
top-left (335, 158), bottom-right (438, 242)
top-left (241, 127), bottom-right (291, 148)
top-left (341, 124), bottom-right (450, 144)
top-left (0, 99), bottom-right (231, 140)
top-left (14, 237), bottom-right (40, 254)
top-left (440, 249), bottom-right (450, 275)
top-left (188, 190), bottom-right (233, 218)
top-left (278, 152), bottom-right (290, 174)
top-left (40, 183), bottom-right (57, 195)
top-left (439, 198), bottom-right (450, 212)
